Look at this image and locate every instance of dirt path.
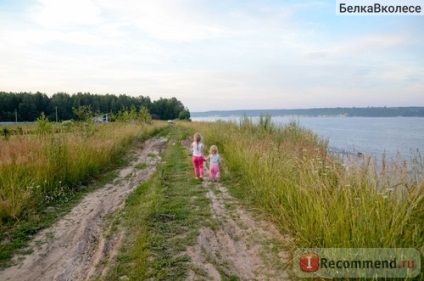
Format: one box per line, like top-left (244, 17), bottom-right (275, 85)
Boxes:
top-left (186, 181), bottom-right (290, 280)
top-left (183, 141), bottom-right (290, 280)
top-left (2, 136), bottom-right (290, 281)
top-left (0, 137), bottom-right (168, 281)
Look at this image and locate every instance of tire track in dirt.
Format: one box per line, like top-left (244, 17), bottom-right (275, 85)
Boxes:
top-left (182, 139), bottom-right (290, 280)
top-left (187, 182), bottom-right (290, 280)
top-left (0, 137), bottom-right (168, 281)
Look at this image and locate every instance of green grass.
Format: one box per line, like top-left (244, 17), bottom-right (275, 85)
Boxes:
top-left (104, 126), bottom-right (211, 280)
top-left (0, 123), bottom-right (167, 268)
top-left (134, 163), bottom-right (149, 170)
top-left (0, 122), bottom-right (167, 221)
top-left (0, 169), bottom-right (116, 268)
top-left (179, 119), bottom-right (424, 256)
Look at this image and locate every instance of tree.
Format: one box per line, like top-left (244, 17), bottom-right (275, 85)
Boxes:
top-left (51, 92), bottom-right (73, 121)
top-left (36, 112), bottom-right (52, 135)
top-left (0, 92), bottom-right (191, 121)
top-left (150, 97), bottom-right (186, 120)
top-left (18, 94), bottom-right (38, 121)
top-left (72, 105), bottom-right (93, 121)
top-left (138, 106), bottom-right (152, 124)
top-left (179, 107), bottom-right (191, 120)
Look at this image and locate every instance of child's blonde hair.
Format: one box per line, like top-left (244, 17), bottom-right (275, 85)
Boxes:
top-left (210, 145), bottom-right (218, 154)
top-left (193, 132), bottom-right (201, 143)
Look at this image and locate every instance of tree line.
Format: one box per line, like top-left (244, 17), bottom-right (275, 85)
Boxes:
top-left (0, 92), bottom-right (191, 122)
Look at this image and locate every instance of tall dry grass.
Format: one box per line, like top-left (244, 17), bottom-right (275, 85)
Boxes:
top-left (179, 117), bottom-right (423, 250)
top-left (0, 122), bottom-right (166, 221)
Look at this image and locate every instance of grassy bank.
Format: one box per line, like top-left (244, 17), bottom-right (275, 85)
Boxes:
top-left (105, 126), bottom-right (212, 280)
top-left (179, 118), bottom-right (423, 252)
top-left (0, 121), bottom-right (166, 266)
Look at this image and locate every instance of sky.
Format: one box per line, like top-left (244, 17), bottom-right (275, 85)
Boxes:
top-left (0, 0), bottom-right (423, 112)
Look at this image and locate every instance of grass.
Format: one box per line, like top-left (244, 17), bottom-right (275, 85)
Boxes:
top-left (104, 126), bottom-right (212, 280)
top-left (0, 122), bottom-right (166, 220)
top-left (134, 163), bottom-right (149, 170)
top-left (0, 121), bottom-right (167, 267)
top-left (178, 118), bottom-right (423, 258)
top-left (2, 117), bottom-right (422, 279)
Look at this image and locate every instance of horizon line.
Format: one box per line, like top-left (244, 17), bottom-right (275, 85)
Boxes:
top-left (192, 106), bottom-right (424, 113)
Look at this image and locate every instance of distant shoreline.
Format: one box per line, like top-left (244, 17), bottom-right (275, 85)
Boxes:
top-left (191, 106), bottom-right (424, 118)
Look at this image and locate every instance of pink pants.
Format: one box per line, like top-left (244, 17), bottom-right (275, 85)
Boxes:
top-left (192, 156), bottom-right (204, 177)
top-left (209, 164), bottom-right (220, 181)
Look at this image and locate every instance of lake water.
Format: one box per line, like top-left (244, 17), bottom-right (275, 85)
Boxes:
top-left (191, 116), bottom-right (424, 161)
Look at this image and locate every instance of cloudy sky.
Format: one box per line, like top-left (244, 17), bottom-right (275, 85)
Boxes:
top-left (0, 0), bottom-right (423, 111)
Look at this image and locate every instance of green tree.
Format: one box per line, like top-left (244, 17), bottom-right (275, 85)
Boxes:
top-left (51, 92), bottom-right (73, 121)
top-left (0, 92), bottom-right (192, 121)
top-left (178, 107), bottom-right (191, 120)
top-left (151, 97), bottom-right (185, 120)
top-left (36, 112), bottom-right (52, 135)
top-left (18, 94), bottom-right (38, 121)
top-left (138, 106), bottom-right (152, 124)
top-left (72, 105), bottom-right (93, 121)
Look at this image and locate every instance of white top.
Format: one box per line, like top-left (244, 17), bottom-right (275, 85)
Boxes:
top-left (210, 154), bottom-right (220, 165)
top-left (192, 142), bottom-right (204, 157)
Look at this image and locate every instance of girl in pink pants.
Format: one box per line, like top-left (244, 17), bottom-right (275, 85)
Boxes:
top-left (205, 145), bottom-right (220, 182)
top-left (191, 132), bottom-right (204, 180)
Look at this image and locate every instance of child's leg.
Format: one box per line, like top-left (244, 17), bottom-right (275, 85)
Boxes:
top-left (192, 156), bottom-right (199, 177)
top-left (198, 158), bottom-right (204, 178)
top-left (210, 164), bottom-right (219, 181)
top-left (209, 167), bottom-right (214, 181)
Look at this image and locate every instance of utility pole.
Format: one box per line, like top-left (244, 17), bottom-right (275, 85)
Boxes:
top-left (55, 106), bottom-right (58, 122)
top-left (15, 109), bottom-right (17, 124)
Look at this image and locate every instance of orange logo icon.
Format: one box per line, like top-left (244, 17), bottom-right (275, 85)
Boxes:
top-left (300, 253), bottom-right (319, 272)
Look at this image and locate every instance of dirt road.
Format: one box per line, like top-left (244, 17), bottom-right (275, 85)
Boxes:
top-left (1, 135), bottom-right (290, 280)
top-left (186, 180), bottom-right (289, 280)
top-left (0, 137), bottom-right (168, 281)
top-left (181, 138), bottom-right (289, 280)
